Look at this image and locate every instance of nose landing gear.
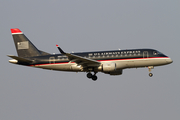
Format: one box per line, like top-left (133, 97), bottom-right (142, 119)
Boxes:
top-left (149, 73), bottom-right (153, 77)
top-left (86, 72), bottom-right (98, 81)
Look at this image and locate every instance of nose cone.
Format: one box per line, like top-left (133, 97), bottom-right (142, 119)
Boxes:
top-left (166, 58), bottom-right (173, 64)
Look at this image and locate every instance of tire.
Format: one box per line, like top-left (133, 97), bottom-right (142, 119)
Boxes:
top-left (92, 75), bottom-right (97, 81)
top-left (87, 73), bottom-right (92, 78)
top-left (149, 73), bottom-right (153, 77)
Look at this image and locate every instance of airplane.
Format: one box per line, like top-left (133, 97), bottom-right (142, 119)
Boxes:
top-left (8, 28), bottom-right (173, 81)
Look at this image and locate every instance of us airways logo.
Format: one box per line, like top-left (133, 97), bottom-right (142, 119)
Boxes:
top-left (17, 41), bottom-right (29, 50)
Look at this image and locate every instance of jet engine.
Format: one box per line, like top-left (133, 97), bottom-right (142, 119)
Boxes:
top-left (102, 63), bottom-right (123, 75)
top-left (102, 63), bottom-right (116, 72)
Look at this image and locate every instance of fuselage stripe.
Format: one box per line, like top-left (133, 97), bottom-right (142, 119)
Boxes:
top-left (30, 57), bottom-right (169, 66)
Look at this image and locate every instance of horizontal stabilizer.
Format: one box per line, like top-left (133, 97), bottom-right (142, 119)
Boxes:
top-left (7, 55), bottom-right (33, 63)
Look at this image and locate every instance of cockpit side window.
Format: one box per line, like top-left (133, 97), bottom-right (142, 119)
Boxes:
top-left (153, 51), bottom-right (158, 55)
top-left (153, 51), bottom-right (162, 55)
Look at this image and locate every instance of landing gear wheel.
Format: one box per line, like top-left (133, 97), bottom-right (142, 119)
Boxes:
top-left (86, 71), bottom-right (98, 81)
top-left (92, 75), bottom-right (97, 81)
top-left (149, 73), bottom-right (153, 77)
top-left (87, 73), bottom-right (92, 78)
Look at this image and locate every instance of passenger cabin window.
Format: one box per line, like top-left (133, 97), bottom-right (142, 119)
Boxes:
top-left (58, 56), bottom-right (68, 60)
top-left (58, 56), bottom-right (62, 60)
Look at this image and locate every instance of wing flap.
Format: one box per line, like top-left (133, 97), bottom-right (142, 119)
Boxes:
top-left (66, 53), bottom-right (101, 66)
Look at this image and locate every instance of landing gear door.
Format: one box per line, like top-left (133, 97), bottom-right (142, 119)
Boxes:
top-left (143, 51), bottom-right (148, 59)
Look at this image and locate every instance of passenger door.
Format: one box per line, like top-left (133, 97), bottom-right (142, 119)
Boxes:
top-left (143, 51), bottom-right (148, 58)
top-left (49, 57), bottom-right (55, 64)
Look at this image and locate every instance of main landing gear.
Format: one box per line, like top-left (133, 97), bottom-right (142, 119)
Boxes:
top-left (148, 66), bottom-right (154, 77)
top-left (87, 72), bottom-right (98, 81)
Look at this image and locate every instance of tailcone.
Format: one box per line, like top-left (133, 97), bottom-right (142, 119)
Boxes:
top-left (9, 59), bottom-right (18, 64)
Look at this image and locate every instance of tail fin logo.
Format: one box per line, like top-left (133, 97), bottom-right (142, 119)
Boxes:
top-left (17, 41), bottom-right (29, 50)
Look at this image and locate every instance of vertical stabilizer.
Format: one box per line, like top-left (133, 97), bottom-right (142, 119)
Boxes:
top-left (11, 28), bottom-right (49, 57)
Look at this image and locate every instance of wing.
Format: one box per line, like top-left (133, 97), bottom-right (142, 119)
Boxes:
top-left (56, 45), bottom-right (101, 67)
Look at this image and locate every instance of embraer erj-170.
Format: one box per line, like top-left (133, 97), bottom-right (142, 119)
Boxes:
top-left (8, 28), bottom-right (173, 81)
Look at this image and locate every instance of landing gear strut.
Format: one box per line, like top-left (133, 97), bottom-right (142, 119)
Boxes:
top-left (86, 72), bottom-right (98, 81)
top-left (148, 66), bottom-right (154, 77)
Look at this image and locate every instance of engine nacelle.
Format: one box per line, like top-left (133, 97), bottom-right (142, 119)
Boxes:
top-left (102, 63), bottom-right (116, 72)
top-left (103, 69), bottom-right (123, 75)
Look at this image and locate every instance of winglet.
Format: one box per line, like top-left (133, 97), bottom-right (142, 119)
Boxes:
top-left (11, 28), bottom-right (23, 35)
top-left (56, 44), bottom-right (66, 54)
